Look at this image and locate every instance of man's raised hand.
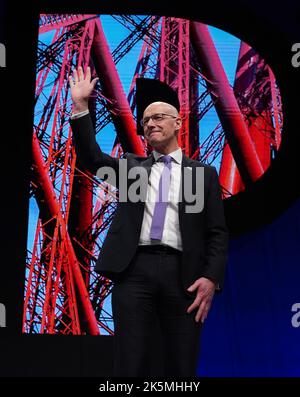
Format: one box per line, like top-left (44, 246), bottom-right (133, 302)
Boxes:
top-left (68, 66), bottom-right (99, 113)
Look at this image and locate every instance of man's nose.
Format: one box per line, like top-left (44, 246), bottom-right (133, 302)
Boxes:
top-left (147, 117), bottom-right (156, 127)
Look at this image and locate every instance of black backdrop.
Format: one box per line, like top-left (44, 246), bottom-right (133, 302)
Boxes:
top-left (0, 0), bottom-right (300, 380)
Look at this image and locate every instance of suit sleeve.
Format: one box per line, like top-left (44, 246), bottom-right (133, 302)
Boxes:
top-left (202, 167), bottom-right (229, 289)
top-left (69, 112), bottom-right (122, 175)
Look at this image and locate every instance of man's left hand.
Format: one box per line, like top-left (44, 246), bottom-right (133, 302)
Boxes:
top-left (186, 277), bottom-right (216, 323)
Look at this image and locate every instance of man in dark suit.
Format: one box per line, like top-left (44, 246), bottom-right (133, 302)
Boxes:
top-left (69, 66), bottom-right (228, 377)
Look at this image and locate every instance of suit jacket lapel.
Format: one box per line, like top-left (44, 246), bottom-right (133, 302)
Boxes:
top-left (179, 154), bottom-right (194, 213)
top-left (133, 154), bottom-right (155, 226)
top-left (140, 153), bottom-right (155, 178)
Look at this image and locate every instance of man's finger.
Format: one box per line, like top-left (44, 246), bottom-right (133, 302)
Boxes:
top-left (200, 304), bottom-right (211, 323)
top-left (187, 295), bottom-right (203, 313)
top-left (187, 283), bottom-right (197, 292)
top-left (78, 66), bottom-right (84, 81)
top-left (91, 77), bottom-right (99, 88)
top-left (195, 300), bottom-right (206, 322)
top-left (73, 69), bottom-right (78, 84)
top-left (85, 66), bottom-right (91, 81)
top-left (68, 76), bottom-right (74, 87)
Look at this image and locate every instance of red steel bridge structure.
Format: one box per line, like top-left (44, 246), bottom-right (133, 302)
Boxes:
top-left (23, 14), bottom-right (283, 335)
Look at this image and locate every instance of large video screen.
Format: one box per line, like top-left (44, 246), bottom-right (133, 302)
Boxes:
top-left (24, 14), bottom-right (282, 335)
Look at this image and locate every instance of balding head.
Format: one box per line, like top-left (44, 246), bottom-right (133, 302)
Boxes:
top-left (143, 101), bottom-right (179, 118)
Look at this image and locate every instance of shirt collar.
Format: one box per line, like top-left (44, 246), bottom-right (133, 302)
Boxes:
top-left (152, 148), bottom-right (182, 165)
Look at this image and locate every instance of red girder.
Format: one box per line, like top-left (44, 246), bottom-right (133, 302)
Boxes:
top-left (91, 18), bottom-right (145, 155)
top-left (39, 14), bottom-right (97, 34)
top-left (219, 140), bottom-right (244, 197)
top-left (220, 41), bottom-right (281, 193)
top-left (190, 21), bottom-right (264, 185)
top-left (68, 20), bottom-right (95, 289)
top-left (31, 132), bottom-right (100, 335)
top-left (268, 66), bottom-right (282, 150)
top-left (160, 17), bottom-right (190, 155)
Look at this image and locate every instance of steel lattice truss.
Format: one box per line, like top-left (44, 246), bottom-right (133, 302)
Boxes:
top-left (24, 14), bottom-right (283, 335)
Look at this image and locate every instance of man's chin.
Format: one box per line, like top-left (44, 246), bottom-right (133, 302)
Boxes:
top-left (147, 138), bottom-right (161, 147)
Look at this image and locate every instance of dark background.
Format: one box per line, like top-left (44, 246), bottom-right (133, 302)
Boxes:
top-left (0, 0), bottom-right (300, 379)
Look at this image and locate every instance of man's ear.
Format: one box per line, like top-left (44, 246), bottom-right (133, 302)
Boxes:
top-left (175, 117), bottom-right (182, 131)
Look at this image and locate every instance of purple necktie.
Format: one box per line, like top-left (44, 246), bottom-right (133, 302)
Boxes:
top-left (150, 155), bottom-right (172, 241)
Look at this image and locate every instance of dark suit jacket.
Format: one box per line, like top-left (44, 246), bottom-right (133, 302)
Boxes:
top-left (70, 114), bottom-right (228, 296)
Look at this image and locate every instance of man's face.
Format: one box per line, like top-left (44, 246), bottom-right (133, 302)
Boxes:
top-left (142, 102), bottom-right (182, 149)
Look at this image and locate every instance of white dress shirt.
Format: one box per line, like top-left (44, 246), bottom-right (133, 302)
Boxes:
top-left (70, 109), bottom-right (89, 119)
top-left (138, 148), bottom-right (183, 251)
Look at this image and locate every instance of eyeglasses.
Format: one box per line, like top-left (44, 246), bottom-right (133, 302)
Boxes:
top-left (140, 113), bottom-right (178, 127)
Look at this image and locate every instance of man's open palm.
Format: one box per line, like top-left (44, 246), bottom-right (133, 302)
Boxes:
top-left (68, 66), bottom-right (99, 107)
